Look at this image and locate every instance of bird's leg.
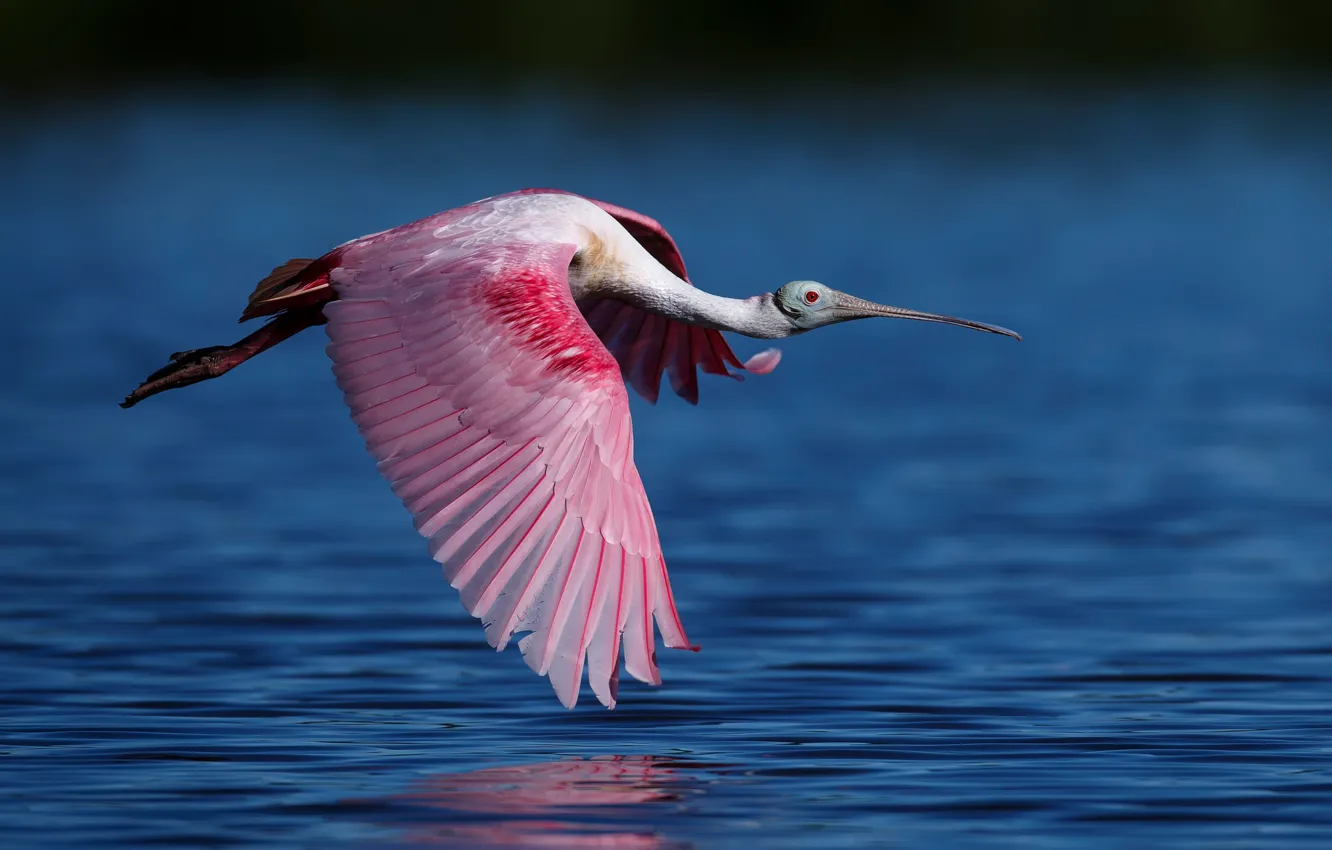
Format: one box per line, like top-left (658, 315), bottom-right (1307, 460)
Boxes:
top-left (120, 309), bottom-right (325, 408)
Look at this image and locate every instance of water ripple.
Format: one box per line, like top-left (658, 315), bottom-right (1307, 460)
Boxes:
top-left (3, 87), bottom-right (1332, 848)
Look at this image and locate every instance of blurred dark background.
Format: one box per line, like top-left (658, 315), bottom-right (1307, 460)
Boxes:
top-left (3, 0), bottom-right (1332, 92)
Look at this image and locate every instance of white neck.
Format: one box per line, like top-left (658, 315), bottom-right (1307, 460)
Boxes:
top-left (580, 254), bottom-right (793, 340)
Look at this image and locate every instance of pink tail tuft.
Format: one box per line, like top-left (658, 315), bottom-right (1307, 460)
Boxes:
top-left (742, 348), bottom-right (781, 375)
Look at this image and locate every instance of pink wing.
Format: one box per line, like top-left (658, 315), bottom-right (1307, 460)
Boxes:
top-left (517, 188), bottom-right (779, 404)
top-left (322, 235), bottom-right (694, 709)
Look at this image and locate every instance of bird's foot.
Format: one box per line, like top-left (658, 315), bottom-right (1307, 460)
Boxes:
top-left (119, 310), bottom-right (322, 410)
top-left (120, 345), bottom-right (235, 408)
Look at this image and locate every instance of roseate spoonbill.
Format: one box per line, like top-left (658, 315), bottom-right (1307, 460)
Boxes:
top-left (122, 189), bottom-right (1019, 709)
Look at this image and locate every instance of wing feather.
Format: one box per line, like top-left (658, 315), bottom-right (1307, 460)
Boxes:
top-left (471, 485), bottom-right (561, 618)
top-left (498, 509), bottom-right (577, 649)
top-left (585, 548), bottom-right (626, 707)
top-left (621, 554), bottom-right (659, 685)
top-left (322, 226), bottom-right (692, 708)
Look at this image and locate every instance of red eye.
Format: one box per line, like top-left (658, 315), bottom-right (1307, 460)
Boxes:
top-left (804, 289), bottom-right (819, 304)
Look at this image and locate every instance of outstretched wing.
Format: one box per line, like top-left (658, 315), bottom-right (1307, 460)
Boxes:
top-left (517, 188), bottom-right (780, 404)
top-left (323, 236), bottom-right (694, 709)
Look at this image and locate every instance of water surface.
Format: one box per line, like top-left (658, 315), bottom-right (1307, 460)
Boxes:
top-left (2, 87), bottom-right (1331, 848)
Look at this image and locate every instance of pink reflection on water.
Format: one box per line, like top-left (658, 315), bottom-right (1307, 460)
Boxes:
top-left (389, 755), bottom-right (694, 848)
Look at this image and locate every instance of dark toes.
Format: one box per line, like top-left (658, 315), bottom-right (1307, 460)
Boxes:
top-left (169, 346), bottom-right (228, 362)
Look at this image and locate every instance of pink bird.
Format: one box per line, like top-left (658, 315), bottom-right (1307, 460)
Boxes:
top-left (122, 189), bottom-right (1019, 708)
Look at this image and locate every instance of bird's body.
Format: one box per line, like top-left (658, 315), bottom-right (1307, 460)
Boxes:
top-left (124, 189), bottom-right (1018, 708)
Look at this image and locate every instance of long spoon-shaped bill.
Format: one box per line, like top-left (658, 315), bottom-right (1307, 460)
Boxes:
top-left (832, 292), bottom-right (1022, 340)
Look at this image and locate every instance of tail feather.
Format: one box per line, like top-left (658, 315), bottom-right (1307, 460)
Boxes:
top-left (243, 258), bottom-right (315, 316)
top-left (240, 254), bottom-right (341, 322)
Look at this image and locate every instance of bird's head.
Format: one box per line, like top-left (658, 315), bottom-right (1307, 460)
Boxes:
top-left (769, 281), bottom-right (1021, 340)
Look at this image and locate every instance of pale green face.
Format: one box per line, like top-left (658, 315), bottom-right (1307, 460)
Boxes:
top-left (773, 280), bottom-right (836, 331)
top-left (773, 280), bottom-right (1022, 339)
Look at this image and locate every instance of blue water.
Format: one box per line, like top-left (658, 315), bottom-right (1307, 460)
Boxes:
top-left (3, 86), bottom-right (1332, 849)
